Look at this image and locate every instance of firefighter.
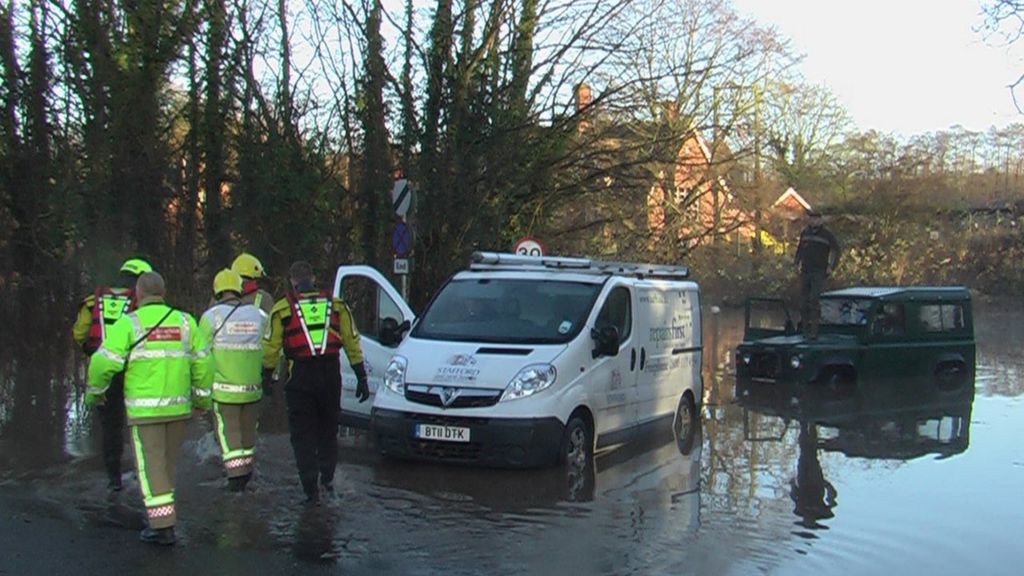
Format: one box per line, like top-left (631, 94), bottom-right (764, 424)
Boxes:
top-left (86, 272), bottom-right (212, 546)
top-left (230, 252), bottom-right (277, 393)
top-left (199, 269), bottom-right (268, 492)
top-left (72, 257), bottom-right (153, 490)
top-left (263, 261), bottom-right (369, 505)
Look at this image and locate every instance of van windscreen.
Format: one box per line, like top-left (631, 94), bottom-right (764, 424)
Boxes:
top-left (412, 279), bottom-right (602, 344)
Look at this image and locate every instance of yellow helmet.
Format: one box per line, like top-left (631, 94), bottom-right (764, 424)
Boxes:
top-left (231, 253), bottom-right (265, 279)
top-left (120, 258), bottom-right (153, 276)
top-left (213, 268), bottom-right (243, 296)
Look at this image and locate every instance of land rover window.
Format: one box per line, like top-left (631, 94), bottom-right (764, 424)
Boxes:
top-left (412, 279), bottom-right (601, 344)
top-left (872, 303), bottom-right (906, 336)
top-left (919, 304), bottom-right (966, 332)
top-left (596, 287), bottom-right (632, 342)
top-left (820, 298), bottom-right (872, 326)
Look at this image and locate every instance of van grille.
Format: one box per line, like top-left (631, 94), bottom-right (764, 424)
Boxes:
top-left (405, 384), bottom-right (503, 408)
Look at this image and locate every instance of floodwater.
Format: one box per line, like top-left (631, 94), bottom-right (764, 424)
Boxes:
top-left (1, 301), bottom-right (1022, 575)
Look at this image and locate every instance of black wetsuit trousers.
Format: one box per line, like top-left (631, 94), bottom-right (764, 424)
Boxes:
top-left (97, 373), bottom-right (126, 482)
top-left (285, 355), bottom-right (342, 497)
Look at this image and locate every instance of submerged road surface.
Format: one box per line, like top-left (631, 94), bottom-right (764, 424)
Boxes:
top-left (1, 301), bottom-right (1022, 575)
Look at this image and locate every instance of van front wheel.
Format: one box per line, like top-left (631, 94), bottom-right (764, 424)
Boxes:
top-left (560, 416), bottom-right (592, 469)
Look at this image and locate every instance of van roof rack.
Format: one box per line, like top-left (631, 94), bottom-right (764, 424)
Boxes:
top-left (469, 251), bottom-right (690, 279)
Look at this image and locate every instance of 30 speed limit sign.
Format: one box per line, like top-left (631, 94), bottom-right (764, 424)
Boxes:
top-left (513, 237), bottom-right (545, 257)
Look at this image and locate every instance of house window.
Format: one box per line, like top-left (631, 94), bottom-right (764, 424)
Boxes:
top-left (918, 304), bottom-right (965, 333)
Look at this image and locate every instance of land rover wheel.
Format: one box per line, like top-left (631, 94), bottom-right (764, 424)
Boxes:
top-left (673, 392), bottom-right (699, 455)
top-left (560, 416), bottom-right (592, 469)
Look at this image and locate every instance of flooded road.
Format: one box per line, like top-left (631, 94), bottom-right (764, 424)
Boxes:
top-left (1, 300), bottom-right (1022, 575)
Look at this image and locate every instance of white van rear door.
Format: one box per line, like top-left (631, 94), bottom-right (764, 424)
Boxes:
top-left (634, 282), bottom-right (700, 425)
top-left (333, 266), bottom-right (416, 424)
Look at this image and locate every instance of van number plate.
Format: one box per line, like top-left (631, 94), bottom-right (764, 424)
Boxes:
top-left (415, 424), bottom-right (470, 442)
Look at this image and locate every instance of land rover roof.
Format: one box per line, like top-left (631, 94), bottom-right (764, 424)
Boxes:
top-left (822, 286), bottom-right (971, 301)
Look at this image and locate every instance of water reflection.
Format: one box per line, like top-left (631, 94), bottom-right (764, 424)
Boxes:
top-left (735, 370), bottom-right (975, 533)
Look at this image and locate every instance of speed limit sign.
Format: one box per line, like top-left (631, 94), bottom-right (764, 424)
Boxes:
top-left (513, 237), bottom-right (545, 257)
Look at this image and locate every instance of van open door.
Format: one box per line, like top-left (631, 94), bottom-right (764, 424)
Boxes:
top-left (333, 265), bottom-right (416, 428)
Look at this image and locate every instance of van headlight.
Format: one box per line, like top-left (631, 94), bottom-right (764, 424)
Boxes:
top-left (501, 364), bottom-right (557, 401)
top-left (790, 354), bottom-right (803, 370)
top-left (383, 356), bottom-right (408, 394)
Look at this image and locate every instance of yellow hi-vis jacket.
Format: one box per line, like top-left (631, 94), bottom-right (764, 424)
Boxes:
top-left (87, 298), bottom-right (213, 423)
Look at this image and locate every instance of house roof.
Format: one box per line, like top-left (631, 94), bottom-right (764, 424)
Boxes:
top-left (772, 187), bottom-right (811, 211)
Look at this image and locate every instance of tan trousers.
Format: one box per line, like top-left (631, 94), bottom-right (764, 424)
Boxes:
top-left (213, 402), bottom-right (259, 477)
top-left (130, 420), bottom-right (186, 529)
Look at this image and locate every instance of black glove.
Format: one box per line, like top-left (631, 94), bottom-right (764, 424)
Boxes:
top-left (353, 362), bottom-right (370, 403)
top-left (261, 368), bottom-right (275, 396)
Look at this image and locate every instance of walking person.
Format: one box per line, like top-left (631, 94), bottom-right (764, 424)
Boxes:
top-left (794, 210), bottom-right (841, 339)
top-left (199, 269), bottom-right (268, 491)
top-left (72, 258), bottom-right (153, 490)
top-left (263, 261), bottom-right (369, 505)
top-left (230, 252), bottom-right (277, 393)
top-left (86, 272), bottom-right (212, 545)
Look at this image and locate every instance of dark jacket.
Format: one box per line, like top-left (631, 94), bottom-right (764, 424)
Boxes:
top-left (794, 225), bottom-right (841, 274)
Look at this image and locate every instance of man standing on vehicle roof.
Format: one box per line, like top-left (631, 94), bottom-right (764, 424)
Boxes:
top-left (200, 269), bottom-right (268, 492)
top-left (794, 210), bottom-right (841, 340)
top-left (72, 257), bottom-right (153, 491)
top-left (263, 261), bottom-right (369, 505)
top-left (85, 272), bottom-right (212, 546)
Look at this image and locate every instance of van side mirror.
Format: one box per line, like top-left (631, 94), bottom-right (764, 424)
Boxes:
top-left (591, 325), bottom-right (621, 358)
top-left (380, 317), bottom-right (411, 348)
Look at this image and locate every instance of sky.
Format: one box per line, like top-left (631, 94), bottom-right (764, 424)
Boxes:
top-left (730, 0), bottom-right (1024, 137)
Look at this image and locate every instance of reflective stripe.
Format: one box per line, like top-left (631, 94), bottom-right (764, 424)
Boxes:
top-left (124, 396), bottom-right (191, 408)
top-left (194, 348), bottom-right (211, 359)
top-left (96, 347), bottom-right (126, 365)
top-left (212, 342), bottom-right (263, 352)
top-left (180, 315), bottom-right (192, 354)
top-left (132, 427), bottom-right (153, 500)
top-left (148, 504), bottom-right (175, 518)
top-left (214, 403), bottom-right (231, 455)
top-left (147, 493), bottom-right (175, 507)
top-left (128, 314), bottom-right (143, 341)
top-left (213, 382), bottom-right (262, 394)
top-left (193, 387), bottom-right (212, 397)
top-left (131, 349), bottom-right (191, 360)
top-left (223, 448), bottom-right (254, 461)
top-left (225, 456), bottom-right (254, 469)
top-left (86, 385), bottom-right (108, 396)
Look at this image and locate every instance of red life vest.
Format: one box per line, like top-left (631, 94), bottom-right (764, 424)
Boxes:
top-left (85, 287), bottom-right (135, 354)
top-left (242, 279), bottom-right (259, 297)
top-left (282, 290), bottom-right (343, 360)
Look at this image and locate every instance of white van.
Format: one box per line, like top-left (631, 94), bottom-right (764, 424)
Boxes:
top-left (333, 252), bottom-right (702, 467)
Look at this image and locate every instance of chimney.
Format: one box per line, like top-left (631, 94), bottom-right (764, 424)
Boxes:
top-left (575, 83), bottom-right (593, 112)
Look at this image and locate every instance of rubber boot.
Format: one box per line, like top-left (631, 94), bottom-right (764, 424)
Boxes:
top-left (139, 526), bottom-right (176, 546)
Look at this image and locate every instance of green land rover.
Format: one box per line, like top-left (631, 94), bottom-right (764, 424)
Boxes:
top-left (735, 287), bottom-right (975, 386)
